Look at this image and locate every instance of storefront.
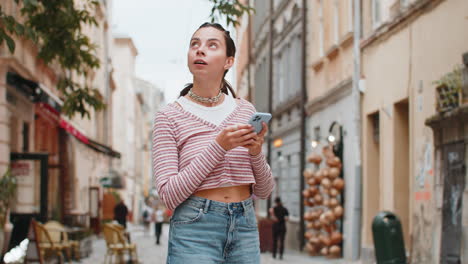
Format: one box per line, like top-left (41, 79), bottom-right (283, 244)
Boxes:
top-left (5, 71), bottom-right (120, 249)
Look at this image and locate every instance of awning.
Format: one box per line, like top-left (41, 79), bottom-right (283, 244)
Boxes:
top-left (7, 71), bottom-right (121, 159)
top-left (59, 118), bottom-right (90, 144)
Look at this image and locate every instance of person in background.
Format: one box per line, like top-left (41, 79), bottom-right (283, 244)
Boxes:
top-left (113, 199), bottom-right (128, 229)
top-left (153, 204), bottom-right (165, 245)
top-left (142, 200), bottom-right (153, 235)
top-left (269, 197), bottom-right (289, 260)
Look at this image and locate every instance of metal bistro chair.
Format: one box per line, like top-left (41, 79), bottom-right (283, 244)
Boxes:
top-left (102, 223), bottom-right (138, 264)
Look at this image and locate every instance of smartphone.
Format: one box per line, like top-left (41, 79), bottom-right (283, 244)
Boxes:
top-left (248, 112), bottom-right (272, 133)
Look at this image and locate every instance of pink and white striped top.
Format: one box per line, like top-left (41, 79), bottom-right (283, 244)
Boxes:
top-left (152, 98), bottom-right (275, 210)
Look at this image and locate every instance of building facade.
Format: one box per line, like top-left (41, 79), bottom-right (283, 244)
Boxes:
top-left (0, 0), bottom-right (120, 246)
top-left (360, 0), bottom-right (468, 263)
top-left (110, 37), bottom-right (139, 221)
top-left (305, 0), bottom-right (361, 260)
top-left (247, 0), bottom-right (305, 251)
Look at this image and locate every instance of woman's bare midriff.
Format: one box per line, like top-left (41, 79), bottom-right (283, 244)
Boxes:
top-left (193, 184), bottom-right (251, 203)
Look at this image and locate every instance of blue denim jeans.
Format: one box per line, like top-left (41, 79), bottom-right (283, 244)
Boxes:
top-left (166, 196), bottom-right (260, 264)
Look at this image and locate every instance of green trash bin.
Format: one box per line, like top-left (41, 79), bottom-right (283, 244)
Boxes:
top-left (372, 211), bottom-right (407, 264)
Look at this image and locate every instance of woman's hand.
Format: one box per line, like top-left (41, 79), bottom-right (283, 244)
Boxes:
top-left (244, 122), bottom-right (268, 156)
top-left (216, 124), bottom-right (257, 151)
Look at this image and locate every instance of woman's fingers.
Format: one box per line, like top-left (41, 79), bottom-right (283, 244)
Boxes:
top-left (258, 122), bottom-right (268, 137)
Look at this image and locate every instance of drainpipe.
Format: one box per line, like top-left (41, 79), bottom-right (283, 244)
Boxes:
top-left (247, 0), bottom-right (252, 101)
top-left (266, 0), bottom-right (274, 215)
top-left (351, 0), bottom-right (362, 260)
top-left (103, 3), bottom-right (112, 171)
top-left (299, 0), bottom-right (307, 251)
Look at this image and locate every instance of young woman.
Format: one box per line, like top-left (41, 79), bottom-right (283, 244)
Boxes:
top-left (152, 22), bottom-right (274, 264)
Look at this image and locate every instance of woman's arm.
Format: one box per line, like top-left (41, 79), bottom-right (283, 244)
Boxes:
top-left (152, 112), bottom-right (227, 210)
top-left (251, 152), bottom-right (275, 199)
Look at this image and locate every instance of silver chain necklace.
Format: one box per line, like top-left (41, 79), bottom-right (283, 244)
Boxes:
top-left (188, 88), bottom-right (223, 104)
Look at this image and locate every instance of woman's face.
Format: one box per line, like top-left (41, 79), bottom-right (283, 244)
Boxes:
top-left (187, 27), bottom-right (234, 79)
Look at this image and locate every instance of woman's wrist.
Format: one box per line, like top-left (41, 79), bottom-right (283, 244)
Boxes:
top-left (249, 150), bottom-right (262, 156)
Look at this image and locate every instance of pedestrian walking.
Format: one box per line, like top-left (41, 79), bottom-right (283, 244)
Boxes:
top-left (269, 197), bottom-right (289, 260)
top-left (152, 22), bottom-right (275, 263)
top-left (153, 204), bottom-right (165, 245)
top-left (142, 201), bottom-right (153, 235)
top-left (113, 199), bottom-right (129, 229)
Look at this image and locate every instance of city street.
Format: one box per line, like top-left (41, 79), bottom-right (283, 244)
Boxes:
top-left (78, 223), bottom-right (351, 264)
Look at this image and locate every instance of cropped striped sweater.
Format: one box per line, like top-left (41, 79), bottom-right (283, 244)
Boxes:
top-left (152, 98), bottom-right (275, 210)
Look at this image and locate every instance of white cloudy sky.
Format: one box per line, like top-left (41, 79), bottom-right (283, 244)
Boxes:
top-left (112, 0), bottom-right (235, 104)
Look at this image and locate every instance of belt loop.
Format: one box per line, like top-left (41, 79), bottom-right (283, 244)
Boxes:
top-left (203, 199), bottom-right (210, 214)
top-left (241, 200), bottom-right (247, 216)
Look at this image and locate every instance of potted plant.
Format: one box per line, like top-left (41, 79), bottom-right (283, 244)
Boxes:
top-left (0, 168), bottom-right (17, 256)
top-left (434, 66), bottom-right (463, 113)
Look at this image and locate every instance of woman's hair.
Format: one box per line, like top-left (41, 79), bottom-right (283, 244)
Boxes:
top-left (179, 22), bottom-right (237, 98)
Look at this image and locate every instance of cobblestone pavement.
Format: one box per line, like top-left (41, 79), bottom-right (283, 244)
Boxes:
top-left (77, 224), bottom-right (356, 264)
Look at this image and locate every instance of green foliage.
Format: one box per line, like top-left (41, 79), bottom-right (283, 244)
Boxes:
top-left (0, 0), bottom-right (103, 119)
top-left (0, 168), bottom-right (17, 229)
top-left (433, 66), bottom-right (463, 91)
top-left (0, 0), bottom-right (252, 118)
top-left (434, 66), bottom-right (463, 112)
top-left (207, 0), bottom-right (255, 27)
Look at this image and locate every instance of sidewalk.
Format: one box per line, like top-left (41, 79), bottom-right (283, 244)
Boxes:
top-left (78, 223), bottom-right (352, 264)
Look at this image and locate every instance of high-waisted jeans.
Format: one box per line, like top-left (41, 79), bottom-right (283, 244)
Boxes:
top-left (166, 195), bottom-right (260, 264)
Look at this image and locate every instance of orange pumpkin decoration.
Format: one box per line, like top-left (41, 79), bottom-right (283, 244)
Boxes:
top-left (305, 231), bottom-right (314, 240)
top-left (307, 153), bottom-right (323, 165)
top-left (324, 210), bottom-right (336, 223)
top-left (326, 156), bottom-right (340, 166)
top-left (313, 220), bottom-right (322, 229)
top-left (334, 205), bottom-right (344, 218)
top-left (309, 186), bottom-right (319, 196)
top-left (303, 168), bottom-right (314, 180)
top-left (329, 245), bottom-right (341, 256)
top-left (329, 188), bottom-right (339, 197)
top-left (321, 178), bottom-right (332, 189)
top-left (314, 193), bottom-right (323, 205)
top-left (330, 232), bottom-right (343, 245)
top-left (332, 178), bottom-right (345, 190)
top-left (320, 246), bottom-right (329, 256)
top-left (307, 177), bottom-right (317, 186)
top-left (329, 167), bottom-right (340, 179)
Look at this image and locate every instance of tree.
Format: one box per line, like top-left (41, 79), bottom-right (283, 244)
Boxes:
top-left (0, 0), bottom-right (253, 119)
top-left (0, 0), bottom-right (103, 119)
top-left (207, 0), bottom-right (254, 27)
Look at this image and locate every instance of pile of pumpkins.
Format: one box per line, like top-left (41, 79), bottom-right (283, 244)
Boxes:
top-left (302, 145), bottom-right (345, 257)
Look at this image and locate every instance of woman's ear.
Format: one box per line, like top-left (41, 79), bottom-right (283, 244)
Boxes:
top-left (224, 57), bottom-right (235, 70)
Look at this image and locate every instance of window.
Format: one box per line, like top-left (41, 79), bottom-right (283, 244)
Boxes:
top-left (314, 126), bottom-right (321, 142)
top-left (371, 113), bottom-right (380, 144)
top-left (22, 122), bottom-right (29, 152)
top-left (372, 0), bottom-right (382, 28)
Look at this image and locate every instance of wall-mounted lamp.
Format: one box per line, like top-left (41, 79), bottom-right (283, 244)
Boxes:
top-left (328, 121), bottom-right (343, 157)
top-left (311, 140), bottom-right (319, 148)
top-left (273, 138), bottom-right (283, 148)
